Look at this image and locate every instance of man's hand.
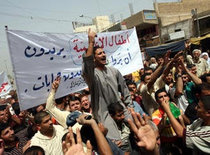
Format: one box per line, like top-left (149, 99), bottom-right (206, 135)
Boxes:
top-left (128, 110), bottom-right (157, 151)
top-left (76, 114), bottom-right (95, 126)
top-left (22, 140), bottom-right (31, 153)
top-left (88, 28), bottom-right (97, 44)
top-left (62, 127), bottom-right (92, 155)
top-left (174, 51), bottom-right (183, 60)
top-left (112, 140), bottom-right (122, 147)
top-left (163, 50), bottom-right (171, 66)
top-left (160, 100), bottom-right (170, 113)
top-left (52, 77), bottom-right (61, 92)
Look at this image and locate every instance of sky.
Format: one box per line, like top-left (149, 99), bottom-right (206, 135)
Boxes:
top-left (0, 0), bottom-right (178, 76)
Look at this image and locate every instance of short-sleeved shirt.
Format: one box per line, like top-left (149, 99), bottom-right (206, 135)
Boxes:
top-left (140, 76), bottom-right (165, 116)
top-left (185, 118), bottom-right (210, 154)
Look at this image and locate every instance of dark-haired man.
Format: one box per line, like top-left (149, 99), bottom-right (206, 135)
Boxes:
top-left (0, 105), bottom-right (8, 124)
top-left (152, 88), bottom-right (185, 154)
top-left (0, 123), bottom-right (28, 155)
top-left (82, 29), bottom-right (133, 140)
top-left (161, 83), bottom-right (210, 154)
top-left (108, 102), bottom-right (131, 153)
top-left (30, 111), bottom-right (67, 155)
top-left (68, 96), bottom-right (81, 112)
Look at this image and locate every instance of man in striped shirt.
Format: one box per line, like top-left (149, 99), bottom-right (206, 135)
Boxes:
top-left (0, 123), bottom-right (28, 155)
top-left (161, 83), bottom-right (210, 154)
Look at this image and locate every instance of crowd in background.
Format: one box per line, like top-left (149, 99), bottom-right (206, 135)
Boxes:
top-left (0, 34), bottom-right (210, 155)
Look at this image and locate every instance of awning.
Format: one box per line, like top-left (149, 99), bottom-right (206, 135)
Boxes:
top-left (145, 40), bottom-right (185, 57)
top-left (190, 33), bottom-right (210, 45)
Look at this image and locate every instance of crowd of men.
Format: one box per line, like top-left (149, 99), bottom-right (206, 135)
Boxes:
top-left (0, 29), bottom-right (210, 155)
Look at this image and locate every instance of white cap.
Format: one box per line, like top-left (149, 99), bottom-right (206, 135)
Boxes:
top-left (200, 52), bottom-right (209, 58)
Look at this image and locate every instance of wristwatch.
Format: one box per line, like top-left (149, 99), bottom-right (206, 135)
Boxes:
top-left (177, 74), bottom-right (182, 78)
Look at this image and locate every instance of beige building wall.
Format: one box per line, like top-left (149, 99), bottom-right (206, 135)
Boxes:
top-left (161, 19), bottom-right (193, 42)
top-left (73, 25), bottom-right (97, 33)
top-left (93, 16), bottom-right (111, 32)
top-left (154, 0), bottom-right (210, 26)
top-left (123, 10), bottom-right (158, 29)
top-left (73, 16), bottom-right (112, 33)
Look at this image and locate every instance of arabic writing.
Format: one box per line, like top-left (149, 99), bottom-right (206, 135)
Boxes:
top-left (66, 77), bottom-right (86, 91)
top-left (72, 39), bottom-right (87, 54)
top-left (63, 70), bottom-right (82, 82)
top-left (71, 32), bottom-right (130, 60)
top-left (95, 33), bottom-right (130, 48)
top-left (25, 70), bottom-right (83, 93)
top-left (110, 52), bottom-right (132, 66)
top-left (0, 82), bottom-right (8, 93)
top-left (24, 46), bottom-right (66, 60)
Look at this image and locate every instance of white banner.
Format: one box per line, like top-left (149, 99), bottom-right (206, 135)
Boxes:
top-left (7, 28), bottom-right (143, 110)
top-left (0, 71), bottom-right (12, 97)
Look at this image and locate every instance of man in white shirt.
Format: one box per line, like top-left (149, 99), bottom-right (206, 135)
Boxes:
top-left (30, 111), bottom-right (67, 155)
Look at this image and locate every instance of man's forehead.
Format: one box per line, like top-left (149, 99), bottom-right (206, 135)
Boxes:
top-left (158, 91), bottom-right (167, 96)
top-left (2, 127), bottom-right (11, 134)
top-left (42, 115), bottom-right (51, 121)
top-left (95, 48), bottom-right (104, 53)
top-left (201, 90), bottom-right (210, 96)
top-left (116, 111), bottom-right (124, 116)
top-left (70, 100), bottom-right (80, 104)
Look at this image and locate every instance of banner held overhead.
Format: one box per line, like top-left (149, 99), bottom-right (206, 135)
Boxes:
top-left (6, 28), bottom-right (143, 110)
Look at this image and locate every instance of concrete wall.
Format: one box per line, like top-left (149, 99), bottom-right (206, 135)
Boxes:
top-left (123, 10), bottom-right (158, 29)
top-left (161, 19), bottom-right (193, 42)
top-left (73, 25), bottom-right (97, 33)
top-left (155, 0), bottom-right (210, 26)
top-left (93, 16), bottom-right (111, 32)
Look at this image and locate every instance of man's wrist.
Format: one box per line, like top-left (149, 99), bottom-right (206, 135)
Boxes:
top-left (88, 42), bottom-right (95, 45)
top-left (176, 74), bottom-right (182, 78)
top-left (90, 120), bottom-right (97, 127)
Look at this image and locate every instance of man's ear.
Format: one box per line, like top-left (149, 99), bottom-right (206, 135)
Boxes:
top-left (36, 124), bottom-right (41, 131)
top-left (110, 114), bottom-right (114, 118)
top-left (206, 110), bottom-right (210, 117)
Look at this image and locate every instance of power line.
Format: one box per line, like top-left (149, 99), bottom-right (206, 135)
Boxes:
top-left (1, 0), bottom-right (80, 16)
top-left (0, 11), bottom-right (73, 23)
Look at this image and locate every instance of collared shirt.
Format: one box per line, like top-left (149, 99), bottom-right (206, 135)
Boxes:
top-left (187, 56), bottom-right (209, 77)
top-left (118, 123), bottom-right (131, 152)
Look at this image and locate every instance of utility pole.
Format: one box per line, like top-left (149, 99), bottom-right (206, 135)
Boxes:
top-left (191, 8), bottom-right (200, 37)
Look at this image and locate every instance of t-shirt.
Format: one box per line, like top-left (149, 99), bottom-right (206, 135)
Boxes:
top-left (185, 118), bottom-right (210, 154)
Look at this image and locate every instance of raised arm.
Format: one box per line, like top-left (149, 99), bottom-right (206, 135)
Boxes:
top-left (161, 99), bottom-right (184, 137)
top-left (147, 51), bottom-right (171, 89)
top-left (82, 29), bottom-right (97, 87)
top-left (162, 51), bottom-right (183, 79)
top-left (179, 59), bottom-right (202, 85)
top-left (127, 110), bottom-right (159, 155)
top-left (85, 29), bottom-right (96, 57)
top-left (46, 77), bottom-right (70, 128)
top-left (175, 60), bottom-right (184, 96)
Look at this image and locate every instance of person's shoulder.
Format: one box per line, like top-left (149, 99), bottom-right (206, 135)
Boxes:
top-left (107, 66), bottom-right (120, 75)
top-left (107, 66), bottom-right (118, 71)
top-left (140, 83), bottom-right (147, 92)
top-left (15, 127), bottom-right (28, 139)
top-left (53, 124), bottom-right (65, 131)
top-left (187, 118), bottom-right (204, 130)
